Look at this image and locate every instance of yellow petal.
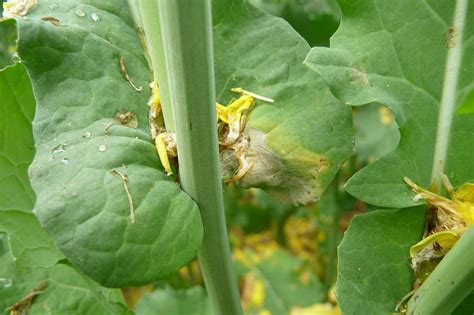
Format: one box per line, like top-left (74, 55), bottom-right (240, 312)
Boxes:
top-left (410, 230), bottom-right (460, 257)
top-left (216, 103), bottom-right (227, 123)
top-left (155, 134), bottom-right (173, 175)
top-left (455, 183), bottom-right (474, 202)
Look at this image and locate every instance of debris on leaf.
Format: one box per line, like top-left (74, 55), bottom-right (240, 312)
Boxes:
top-left (404, 176), bottom-right (473, 276)
top-left (41, 16), bottom-right (60, 26)
top-left (6, 281), bottom-right (48, 315)
top-left (2, 0), bottom-right (37, 18)
top-left (119, 56), bottom-right (142, 92)
top-left (155, 131), bottom-right (177, 176)
top-left (111, 169), bottom-right (135, 223)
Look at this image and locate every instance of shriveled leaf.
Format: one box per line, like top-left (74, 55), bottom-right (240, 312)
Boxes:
top-left (336, 207), bottom-right (425, 314)
top-left (135, 286), bottom-right (212, 315)
top-left (2, 0), bottom-right (203, 287)
top-left (234, 249), bottom-right (326, 314)
top-left (0, 242), bottom-right (131, 315)
top-left (305, 0), bottom-right (474, 208)
top-left (0, 63), bottom-right (64, 270)
top-left (213, 0), bottom-right (354, 204)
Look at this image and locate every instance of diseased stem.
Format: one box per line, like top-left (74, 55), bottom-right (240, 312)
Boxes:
top-left (430, 0), bottom-right (468, 192)
top-left (156, 0), bottom-right (243, 314)
top-left (137, 0), bottom-right (174, 131)
top-left (407, 226), bottom-right (474, 314)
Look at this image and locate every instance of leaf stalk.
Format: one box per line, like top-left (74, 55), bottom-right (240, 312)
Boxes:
top-left (155, 0), bottom-right (243, 314)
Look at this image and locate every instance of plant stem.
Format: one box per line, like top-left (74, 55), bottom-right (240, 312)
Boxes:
top-left (137, 0), bottom-right (174, 131)
top-left (407, 226), bottom-right (474, 314)
top-left (430, 0), bottom-right (468, 192)
top-left (156, 1), bottom-right (243, 314)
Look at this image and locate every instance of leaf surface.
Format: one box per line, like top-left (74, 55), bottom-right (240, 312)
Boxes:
top-left (0, 63), bottom-right (64, 270)
top-left (336, 207), bottom-right (425, 314)
top-left (2, 0), bottom-right (203, 287)
top-left (305, 0), bottom-right (474, 207)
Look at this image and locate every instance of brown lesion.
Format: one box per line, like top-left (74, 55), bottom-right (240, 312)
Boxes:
top-left (446, 26), bottom-right (457, 48)
top-left (41, 16), bottom-right (60, 26)
top-left (6, 281), bottom-right (48, 315)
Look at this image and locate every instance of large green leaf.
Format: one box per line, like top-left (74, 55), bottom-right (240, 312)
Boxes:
top-left (336, 207), bottom-right (425, 314)
top-left (0, 240), bottom-right (131, 315)
top-left (0, 63), bottom-right (64, 270)
top-left (2, 0), bottom-right (203, 287)
top-left (213, 0), bottom-right (353, 204)
top-left (135, 286), bottom-right (212, 315)
top-left (305, 0), bottom-right (474, 208)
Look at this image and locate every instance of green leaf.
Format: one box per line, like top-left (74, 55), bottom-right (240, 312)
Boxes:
top-left (135, 286), bottom-right (212, 315)
top-left (0, 63), bottom-right (64, 270)
top-left (213, 0), bottom-right (354, 204)
top-left (2, 0), bottom-right (203, 287)
top-left (0, 241), bottom-right (131, 315)
top-left (249, 0), bottom-right (340, 46)
top-left (0, 63), bottom-right (35, 212)
top-left (0, 18), bottom-right (16, 70)
top-left (336, 207), bottom-right (425, 314)
top-left (305, 0), bottom-right (474, 207)
top-left (353, 104), bottom-right (400, 164)
top-left (234, 249), bottom-right (326, 314)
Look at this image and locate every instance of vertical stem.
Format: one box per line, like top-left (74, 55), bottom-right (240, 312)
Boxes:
top-left (156, 1), bottom-right (243, 314)
top-left (430, 0), bottom-right (468, 192)
top-left (137, 0), bottom-right (174, 130)
top-left (407, 226), bottom-right (474, 314)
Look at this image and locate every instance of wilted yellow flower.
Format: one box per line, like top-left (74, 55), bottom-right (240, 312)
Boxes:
top-left (404, 177), bottom-right (474, 269)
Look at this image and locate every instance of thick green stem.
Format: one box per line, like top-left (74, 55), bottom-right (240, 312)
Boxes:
top-left (137, 0), bottom-right (174, 130)
top-left (430, 0), bottom-right (468, 192)
top-left (407, 226), bottom-right (474, 314)
top-left (156, 1), bottom-right (243, 314)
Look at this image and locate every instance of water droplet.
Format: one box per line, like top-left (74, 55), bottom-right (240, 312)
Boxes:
top-left (98, 144), bottom-right (107, 152)
top-left (91, 12), bottom-right (100, 22)
top-left (74, 9), bottom-right (86, 17)
top-left (0, 278), bottom-right (12, 288)
top-left (49, 3), bottom-right (59, 10)
top-left (82, 131), bottom-right (91, 138)
top-left (52, 143), bottom-right (67, 153)
top-left (60, 158), bottom-right (69, 165)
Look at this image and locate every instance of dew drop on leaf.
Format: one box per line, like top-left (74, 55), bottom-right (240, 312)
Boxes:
top-left (98, 144), bottom-right (107, 152)
top-left (61, 158), bottom-right (69, 165)
top-left (49, 3), bottom-right (59, 10)
top-left (0, 278), bottom-right (12, 288)
top-left (91, 12), bottom-right (100, 22)
top-left (82, 131), bottom-right (91, 138)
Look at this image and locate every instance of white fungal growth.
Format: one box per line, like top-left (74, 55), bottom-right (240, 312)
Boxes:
top-left (2, 0), bottom-right (38, 18)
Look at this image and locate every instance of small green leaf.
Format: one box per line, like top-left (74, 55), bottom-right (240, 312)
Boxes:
top-left (336, 207), bottom-right (425, 314)
top-left (136, 286), bottom-right (212, 315)
top-left (2, 0), bottom-right (203, 287)
top-left (305, 0), bottom-right (474, 208)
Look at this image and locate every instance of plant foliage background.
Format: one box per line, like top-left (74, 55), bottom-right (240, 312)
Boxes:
top-left (0, 0), bottom-right (473, 314)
